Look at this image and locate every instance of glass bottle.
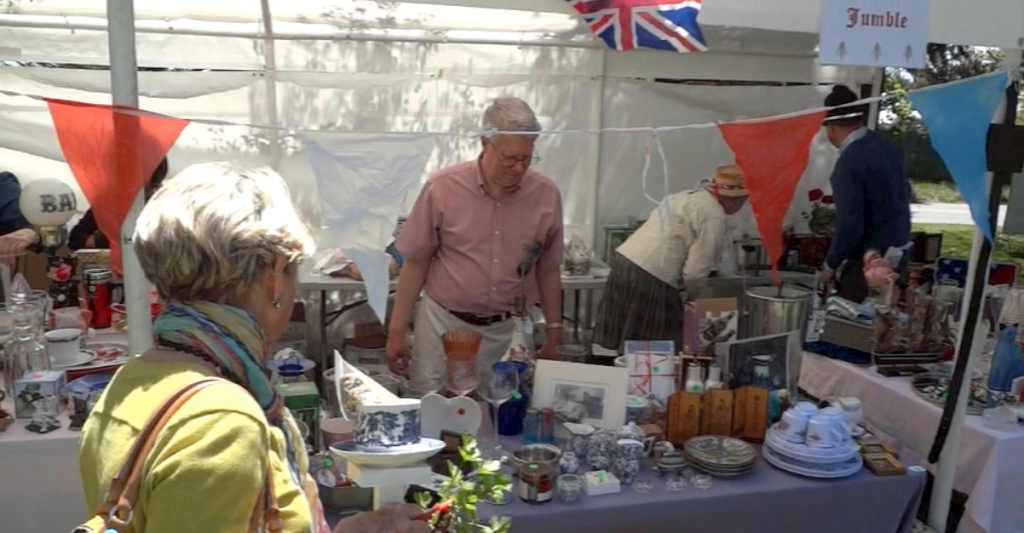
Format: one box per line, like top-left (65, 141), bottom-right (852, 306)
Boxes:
top-left (9, 305), bottom-right (50, 378)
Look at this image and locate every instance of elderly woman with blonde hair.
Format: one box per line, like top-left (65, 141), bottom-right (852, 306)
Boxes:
top-left (78, 163), bottom-right (428, 533)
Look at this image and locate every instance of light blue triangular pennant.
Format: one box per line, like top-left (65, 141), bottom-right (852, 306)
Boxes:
top-left (908, 71), bottom-right (1009, 242)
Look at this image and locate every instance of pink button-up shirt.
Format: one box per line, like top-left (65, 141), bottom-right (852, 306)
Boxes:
top-left (397, 160), bottom-right (563, 314)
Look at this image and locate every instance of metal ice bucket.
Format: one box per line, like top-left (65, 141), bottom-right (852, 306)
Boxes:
top-left (742, 285), bottom-right (813, 391)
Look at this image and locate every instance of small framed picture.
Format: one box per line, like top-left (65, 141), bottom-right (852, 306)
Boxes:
top-left (532, 360), bottom-right (629, 429)
top-left (863, 453), bottom-right (906, 477)
top-left (860, 443), bottom-right (888, 455)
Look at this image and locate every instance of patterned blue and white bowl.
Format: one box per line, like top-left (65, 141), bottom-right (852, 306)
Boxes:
top-left (355, 398), bottom-right (422, 449)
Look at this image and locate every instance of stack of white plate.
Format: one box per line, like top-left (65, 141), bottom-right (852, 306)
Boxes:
top-left (762, 425), bottom-right (862, 479)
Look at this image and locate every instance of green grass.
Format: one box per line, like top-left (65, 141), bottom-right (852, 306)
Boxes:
top-left (911, 181), bottom-right (1010, 204)
top-left (913, 223), bottom-right (1024, 278)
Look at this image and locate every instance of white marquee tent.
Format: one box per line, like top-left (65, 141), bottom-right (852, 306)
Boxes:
top-left (0, 2), bottom-right (1023, 531)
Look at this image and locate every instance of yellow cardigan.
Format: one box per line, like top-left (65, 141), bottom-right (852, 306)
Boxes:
top-left (79, 358), bottom-right (314, 533)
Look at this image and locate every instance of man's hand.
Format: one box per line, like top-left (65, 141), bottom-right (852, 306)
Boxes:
top-left (821, 265), bottom-right (835, 286)
top-left (386, 332), bottom-right (411, 377)
top-left (539, 326), bottom-right (561, 360)
top-left (334, 503), bottom-right (430, 533)
top-left (0, 229), bottom-right (38, 266)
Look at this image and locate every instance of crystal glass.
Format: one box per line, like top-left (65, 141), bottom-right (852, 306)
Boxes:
top-left (0, 304), bottom-right (14, 392)
top-left (477, 362), bottom-right (520, 454)
top-left (403, 377), bottom-right (442, 399)
top-left (555, 344), bottom-right (588, 363)
top-left (9, 305), bottom-right (49, 379)
top-left (445, 351), bottom-right (478, 397)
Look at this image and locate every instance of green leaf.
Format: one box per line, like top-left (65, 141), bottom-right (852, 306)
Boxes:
top-left (481, 460), bottom-right (501, 473)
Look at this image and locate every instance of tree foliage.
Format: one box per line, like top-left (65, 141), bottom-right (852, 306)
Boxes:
top-left (879, 44), bottom-right (1005, 185)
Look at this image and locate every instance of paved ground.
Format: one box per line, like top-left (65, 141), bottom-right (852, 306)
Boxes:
top-left (911, 203), bottom-right (1007, 227)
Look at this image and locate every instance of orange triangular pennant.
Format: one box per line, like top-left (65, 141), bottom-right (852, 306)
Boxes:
top-left (46, 100), bottom-right (189, 274)
top-left (718, 111), bottom-right (827, 285)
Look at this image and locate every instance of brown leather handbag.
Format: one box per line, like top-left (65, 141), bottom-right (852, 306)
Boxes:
top-left (72, 377), bottom-right (282, 533)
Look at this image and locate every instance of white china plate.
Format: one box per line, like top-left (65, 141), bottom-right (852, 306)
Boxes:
top-left (765, 425), bottom-right (860, 464)
top-left (762, 443), bottom-right (862, 479)
top-left (52, 350), bottom-right (97, 369)
top-left (329, 438), bottom-right (445, 468)
top-left (80, 337), bottom-right (131, 369)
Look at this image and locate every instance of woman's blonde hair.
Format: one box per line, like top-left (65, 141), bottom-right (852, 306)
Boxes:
top-left (133, 162), bottom-right (316, 304)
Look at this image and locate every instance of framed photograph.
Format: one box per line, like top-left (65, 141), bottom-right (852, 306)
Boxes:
top-left (860, 443), bottom-right (888, 456)
top-left (719, 330), bottom-right (803, 394)
top-left (863, 453), bottom-right (906, 477)
top-left (532, 360), bottom-right (628, 429)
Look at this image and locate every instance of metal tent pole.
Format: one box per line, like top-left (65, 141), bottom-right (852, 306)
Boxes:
top-left (106, 0), bottom-right (152, 355)
top-left (927, 66), bottom-right (1019, 531)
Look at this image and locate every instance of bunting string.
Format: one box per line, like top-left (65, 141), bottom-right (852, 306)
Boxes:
top-left (0, 88), bottom-right (883, 138)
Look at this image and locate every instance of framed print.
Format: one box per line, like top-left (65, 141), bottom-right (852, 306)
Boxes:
top-left (532, 360), bottom-right (628, 429)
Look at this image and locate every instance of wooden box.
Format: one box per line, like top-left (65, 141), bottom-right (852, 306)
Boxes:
top-left (666, 391), bottom-right (703, 447)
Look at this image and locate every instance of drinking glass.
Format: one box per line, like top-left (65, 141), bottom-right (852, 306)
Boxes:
top-left (0, 304), bottom-right (14, 390)
top-left (403, 377), bottom-right (443, 399)
top-left (445, 351), bottom-right (478, 397)
top-left (477, 362), bottom-right (520, 454)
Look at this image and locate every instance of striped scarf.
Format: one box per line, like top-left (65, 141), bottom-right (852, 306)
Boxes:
top-left (153, 301), bottom-right (329, 533)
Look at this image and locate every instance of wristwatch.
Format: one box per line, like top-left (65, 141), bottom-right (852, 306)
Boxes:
top-left (545, 321), bottom-right (564, 330)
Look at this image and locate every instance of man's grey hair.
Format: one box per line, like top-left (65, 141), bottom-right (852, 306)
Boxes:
top-left (133, 162), bottom-right (315, 306)
top-left (482, 95), bottom-right (541, 140)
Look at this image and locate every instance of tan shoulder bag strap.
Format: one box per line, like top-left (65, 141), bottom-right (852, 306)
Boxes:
top-left (85, 377), bottom-right (281, 533)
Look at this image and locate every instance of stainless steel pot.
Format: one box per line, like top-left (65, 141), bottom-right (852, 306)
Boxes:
top-left (743, 285), bottom-right (813, 393)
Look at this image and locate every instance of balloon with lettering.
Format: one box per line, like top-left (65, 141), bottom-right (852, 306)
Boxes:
top-left (46, 99), bottom-right (189, 274)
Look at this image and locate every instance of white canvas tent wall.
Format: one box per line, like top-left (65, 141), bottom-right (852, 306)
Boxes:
top-left (0, 1), bottom-right (1021, 251)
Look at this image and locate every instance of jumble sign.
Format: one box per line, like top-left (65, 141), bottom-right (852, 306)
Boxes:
top-left (819, 0), bottom-right (929, 68)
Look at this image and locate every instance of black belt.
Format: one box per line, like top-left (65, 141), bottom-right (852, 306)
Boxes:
top-left (447, 308), bottom-right (511, 327)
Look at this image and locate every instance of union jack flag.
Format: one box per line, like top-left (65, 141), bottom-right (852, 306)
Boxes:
top-left (564, 0), bottom-right (708, 53)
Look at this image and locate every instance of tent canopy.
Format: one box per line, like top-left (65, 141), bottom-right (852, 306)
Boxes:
top-left (0, 0), bottom-right (1019, 252)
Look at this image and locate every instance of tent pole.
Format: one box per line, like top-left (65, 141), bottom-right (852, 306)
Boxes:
top-left (258, 0), bottom-right (281, 170)
top-left (927, 58), bottom-right (1019, 530)
top-left (106, 0), bottom-right (152, 355)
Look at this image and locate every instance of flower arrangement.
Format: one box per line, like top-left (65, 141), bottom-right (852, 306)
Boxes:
top-left (415, 434), bottom-right (512, 533)
top-left (804, 188), bottom-right (836, 237)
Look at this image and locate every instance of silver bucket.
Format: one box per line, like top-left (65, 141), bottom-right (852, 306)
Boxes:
top-left (743, 285), bottom-right (814, 339)
top-left (743, 286), bottom-right (813, 393)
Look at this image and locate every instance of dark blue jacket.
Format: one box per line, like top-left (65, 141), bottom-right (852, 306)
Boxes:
top-left (825, 129), bottom-right (911, 270)
top-left (0, 171), bottom-right (33, 236)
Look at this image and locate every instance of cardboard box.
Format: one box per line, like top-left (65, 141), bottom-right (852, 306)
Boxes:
top-left (683, 299), bottom-right (739, 356)
top-left (14, 370), bottom-right (67, 419)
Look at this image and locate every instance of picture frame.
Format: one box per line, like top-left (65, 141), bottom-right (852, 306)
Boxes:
top-left (532, 360), bottom-right (629, 429)
top-left (719, 330), bottom-right (803, 394)
top-left (860, 443), bottom-right (888, 456)
top-left (863, 453), bottom-right (906, 477)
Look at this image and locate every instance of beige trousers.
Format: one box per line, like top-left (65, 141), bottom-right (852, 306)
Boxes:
top-left (410, 295), bottom-right (515, 382)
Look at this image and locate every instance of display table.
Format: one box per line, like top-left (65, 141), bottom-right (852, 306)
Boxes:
top-left (0, 400), bottom-right (82, 532)
top-left (482, 457), bottom-right (923, 533)
top-left (298, 272), bottom-right (609, 381)
top-left (799, 351), bottom-right (1024, 533)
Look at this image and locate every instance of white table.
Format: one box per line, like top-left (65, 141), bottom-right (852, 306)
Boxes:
top-left (0, 395), bottom-right (83, 532)
top-left (799, 351), bottom-right (1024, 533)
top-left (298, 273), bottom-right (608, 390)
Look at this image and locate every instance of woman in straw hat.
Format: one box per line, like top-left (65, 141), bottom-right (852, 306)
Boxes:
top-left (594, 165), bottom-right (748, 352)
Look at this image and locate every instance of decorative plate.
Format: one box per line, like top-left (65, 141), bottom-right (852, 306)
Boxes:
top-left (330, 437), bottom-right (445, 468)
top-left (53, 350), bottom-right (97, 369)
top-left (764, 425), bottom-right (860, 464)
top-left (762, 441), bottom-right (862, 479)
top-left (683, 435), bottom-right (757, 467)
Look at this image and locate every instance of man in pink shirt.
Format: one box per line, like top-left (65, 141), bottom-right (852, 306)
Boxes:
top-left (387, 96), bottom-right (564, 380)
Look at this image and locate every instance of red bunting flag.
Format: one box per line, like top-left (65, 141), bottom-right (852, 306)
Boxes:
top-left (718, 111), bottom-right (827, 285)
top-left (46, 99), bottom-right (189, 274)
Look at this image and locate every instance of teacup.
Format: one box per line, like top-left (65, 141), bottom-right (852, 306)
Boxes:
top-left (805, 412), bottom-right (851, 448)
top-left (835, 397), bottom-right (864, 427)
top-left (794, 401), bottom-right (819, 418)
top-left (778, 408), bottom-right (812, 443)
top-left (355, 398), bottom-right (422, 448)
top-left (45, 328), bottom-right (82, 365)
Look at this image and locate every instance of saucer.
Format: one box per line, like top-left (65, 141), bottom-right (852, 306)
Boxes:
top-left (330, 437), bottom-right (445, 468)
top-left (53, 350), bottom-right (97, 369)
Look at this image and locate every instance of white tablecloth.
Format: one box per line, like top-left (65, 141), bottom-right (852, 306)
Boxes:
top-left (0, 404), bottom-right (84, 532)
top-left (799, 351), bottom-right (1024, 533)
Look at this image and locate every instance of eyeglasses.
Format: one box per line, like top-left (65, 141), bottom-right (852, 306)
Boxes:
top-left (497, 152), bottom-right (541, 168)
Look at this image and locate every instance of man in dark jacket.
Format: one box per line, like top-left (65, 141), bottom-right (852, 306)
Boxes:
top-left (820, 86), bottom-right (912, 303)
top-left (0, 171), bottom-right (40, 266)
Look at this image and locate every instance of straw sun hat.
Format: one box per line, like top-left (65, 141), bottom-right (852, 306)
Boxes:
top-left (703, 165), bottom-right (748, 197)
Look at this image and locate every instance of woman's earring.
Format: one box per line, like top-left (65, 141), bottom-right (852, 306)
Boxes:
top-left (272, 297), bottom-right (282, 309)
